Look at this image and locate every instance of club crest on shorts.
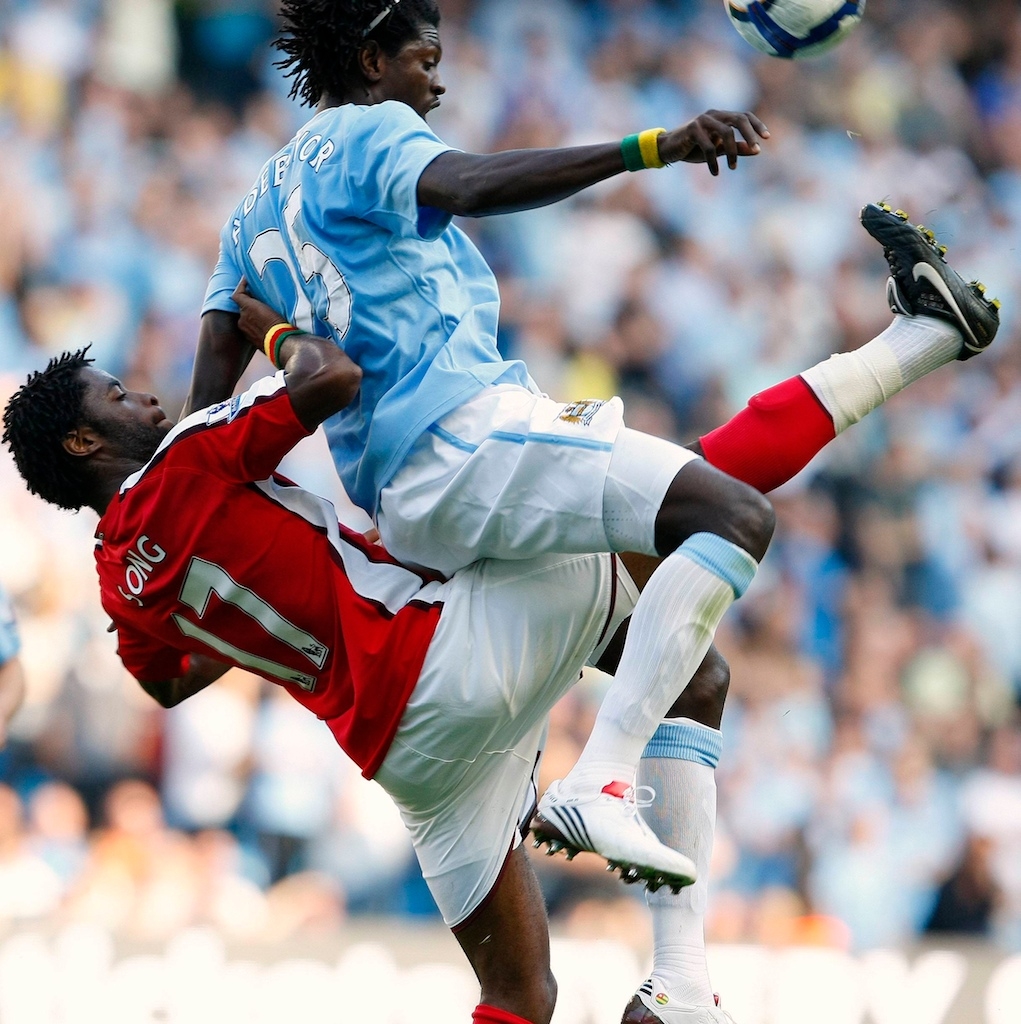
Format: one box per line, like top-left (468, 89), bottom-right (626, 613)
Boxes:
top-left (558, 399), bottom-right (605, 426)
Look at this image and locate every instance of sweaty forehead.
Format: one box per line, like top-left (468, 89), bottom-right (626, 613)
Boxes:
top-left (81, 368), bottom-right (116, 392)
top-left (78, 367), bottom-right (117, 408)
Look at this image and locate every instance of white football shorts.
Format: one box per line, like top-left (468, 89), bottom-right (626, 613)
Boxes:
top-left (373, 550), bottom-right (638, 928)
top-left (377, 383), bottom-right (699, 575)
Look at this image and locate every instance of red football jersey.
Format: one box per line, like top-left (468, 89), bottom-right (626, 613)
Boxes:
top-left (95, 374), bottom-right (444, 777)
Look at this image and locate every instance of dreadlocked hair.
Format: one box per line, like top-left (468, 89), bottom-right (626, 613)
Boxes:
top-left (2, 348), bottom-right (96, 512)
top-left (276, 0), bottom-right (441, 107)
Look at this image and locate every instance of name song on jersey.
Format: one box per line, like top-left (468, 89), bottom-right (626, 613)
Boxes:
top-left (118, 535), bottom-right (167, 607)
top-left (232, 129), bottom-right (335, 245)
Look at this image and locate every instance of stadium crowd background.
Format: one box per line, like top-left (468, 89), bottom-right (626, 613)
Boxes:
top-left (0, 0), bottom-right (1019, 958)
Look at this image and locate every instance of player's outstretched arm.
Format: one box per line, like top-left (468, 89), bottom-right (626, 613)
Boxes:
top-left (417, 110), bottom-right (769, 217)
top-left (139, 653), bottom-right (232, 709)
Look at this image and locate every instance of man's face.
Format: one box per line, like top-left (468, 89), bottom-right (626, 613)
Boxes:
top-left (77, 367), bottom-right (173, 464)
top-left (375, 25), bottom-right (445, 118)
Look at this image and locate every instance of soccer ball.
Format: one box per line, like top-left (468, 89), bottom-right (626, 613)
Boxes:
top-left (725, 0), bottom-right (866, 60)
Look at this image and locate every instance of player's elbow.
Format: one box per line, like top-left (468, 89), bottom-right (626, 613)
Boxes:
top-left (320, 356), bottom-right (362, 409)
top-left (140, 679), bottom-right (179, 709)
top-left (295, 356), bottom-right (363, 426)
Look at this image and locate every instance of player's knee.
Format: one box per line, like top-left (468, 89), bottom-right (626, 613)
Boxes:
top-left (725, 479), bottom-right (775, 562)
top-left (485, 971), bottom-right (556, 1024)
top-left (538, 971), bottom-right (558, 1024)
top-left (689, 471), bottom-right (775, 562)
top-left (655, 464), bottom-right (775, 562)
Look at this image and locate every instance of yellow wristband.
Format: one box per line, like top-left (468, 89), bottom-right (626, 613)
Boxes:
top-left (263, 323), bottom-right (297, 366)
top-left (638, 128), bottom-right (667, 169)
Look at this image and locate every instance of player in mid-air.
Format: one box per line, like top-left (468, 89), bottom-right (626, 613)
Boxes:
top-left (189, 202), bottom-right (996, 1023)
top-left (182, 0), bottom-right (1002, 1015)
top-left (2, 201), bottom-right (1000, 1024)
top-left (5, 297), bottom-right (697, 1024)
top-left (191, 0), bottom-right (781, 898)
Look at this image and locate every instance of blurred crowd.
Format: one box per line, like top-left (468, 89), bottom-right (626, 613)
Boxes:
top-left (0, 0), bottom-right (1020, 953)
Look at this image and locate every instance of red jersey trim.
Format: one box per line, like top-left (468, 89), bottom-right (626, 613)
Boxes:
top-left (337, 523), bottom-right (447, 585)
top-left (245, 482), bottom-right (445, 623)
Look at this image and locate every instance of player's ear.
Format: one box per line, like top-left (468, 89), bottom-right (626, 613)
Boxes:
top-left (62, 425), bottom-right (102, 458)
top-left (358, 40), bottom-right (386, 84)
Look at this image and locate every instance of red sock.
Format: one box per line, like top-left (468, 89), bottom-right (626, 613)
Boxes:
top-left (699, 375), bottom-right (836, 494)
top-left (473, 1006), bottom-right (535, 1024)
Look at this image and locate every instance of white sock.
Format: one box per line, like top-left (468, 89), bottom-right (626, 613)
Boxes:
top-left (562, 535), bottom-right (754, 795)
top-left (801, 314), bottom-right (962, 433)
top-left (639, 718), bottom-right (722, 1006)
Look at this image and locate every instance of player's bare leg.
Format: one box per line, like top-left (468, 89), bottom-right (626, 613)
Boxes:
top-left (454, 844), bottom-right (557, 1024)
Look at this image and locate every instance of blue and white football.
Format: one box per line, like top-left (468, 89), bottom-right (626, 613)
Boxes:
top-left (725, 0), bottom-right (866, 60)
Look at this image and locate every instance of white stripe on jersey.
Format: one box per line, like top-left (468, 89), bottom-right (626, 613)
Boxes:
top-left (120, 373), bottom-right (290, 496)
top-left (253, 475), bottom-right (445, 615)
top-left (119, 371), bottom-right (442, 616)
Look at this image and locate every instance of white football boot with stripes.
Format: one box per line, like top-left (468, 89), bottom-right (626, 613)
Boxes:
top-left (621, 981), bottom-right (737, 1024)
top-left (531, 779), bottom-right (696, 893)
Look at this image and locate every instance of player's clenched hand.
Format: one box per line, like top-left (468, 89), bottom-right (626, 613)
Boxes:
top-left (658, 110), bottom-right (770, 176)
top-left (231, 278), bottom-right (289, 353)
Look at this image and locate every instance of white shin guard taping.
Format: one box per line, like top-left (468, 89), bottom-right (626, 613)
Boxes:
top-left (801, 314), bottom-right (962, 434)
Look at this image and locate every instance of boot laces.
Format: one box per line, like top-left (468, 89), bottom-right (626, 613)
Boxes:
top-left (621, 784), bottom-right (656, 813)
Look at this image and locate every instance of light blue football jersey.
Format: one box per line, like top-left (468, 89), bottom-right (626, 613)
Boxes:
top-left (203, 100), bottom-right (529, 514)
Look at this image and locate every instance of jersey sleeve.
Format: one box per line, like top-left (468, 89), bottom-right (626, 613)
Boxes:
top-left (322, 101), bottom-right (454, 241)
top-left (202, 230), bottom-right (244, 315)
top-left (166, 373), bottom-right (313, 484)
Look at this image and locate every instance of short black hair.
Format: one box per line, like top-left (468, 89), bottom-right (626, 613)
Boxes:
top-left (276, 0), bottom-right (441, 107)
top-left (2, 349), bottom-right (95, 512)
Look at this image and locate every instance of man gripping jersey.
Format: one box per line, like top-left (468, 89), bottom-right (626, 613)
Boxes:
top-left (187, 21), bottom-right (1001, 1023)
top-left (191, 0), bottom-right (781, 946)
top-left (2, 289), bottom-right (640, 1024)
top-left (7, 201), bottom-right (1002, 1023)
